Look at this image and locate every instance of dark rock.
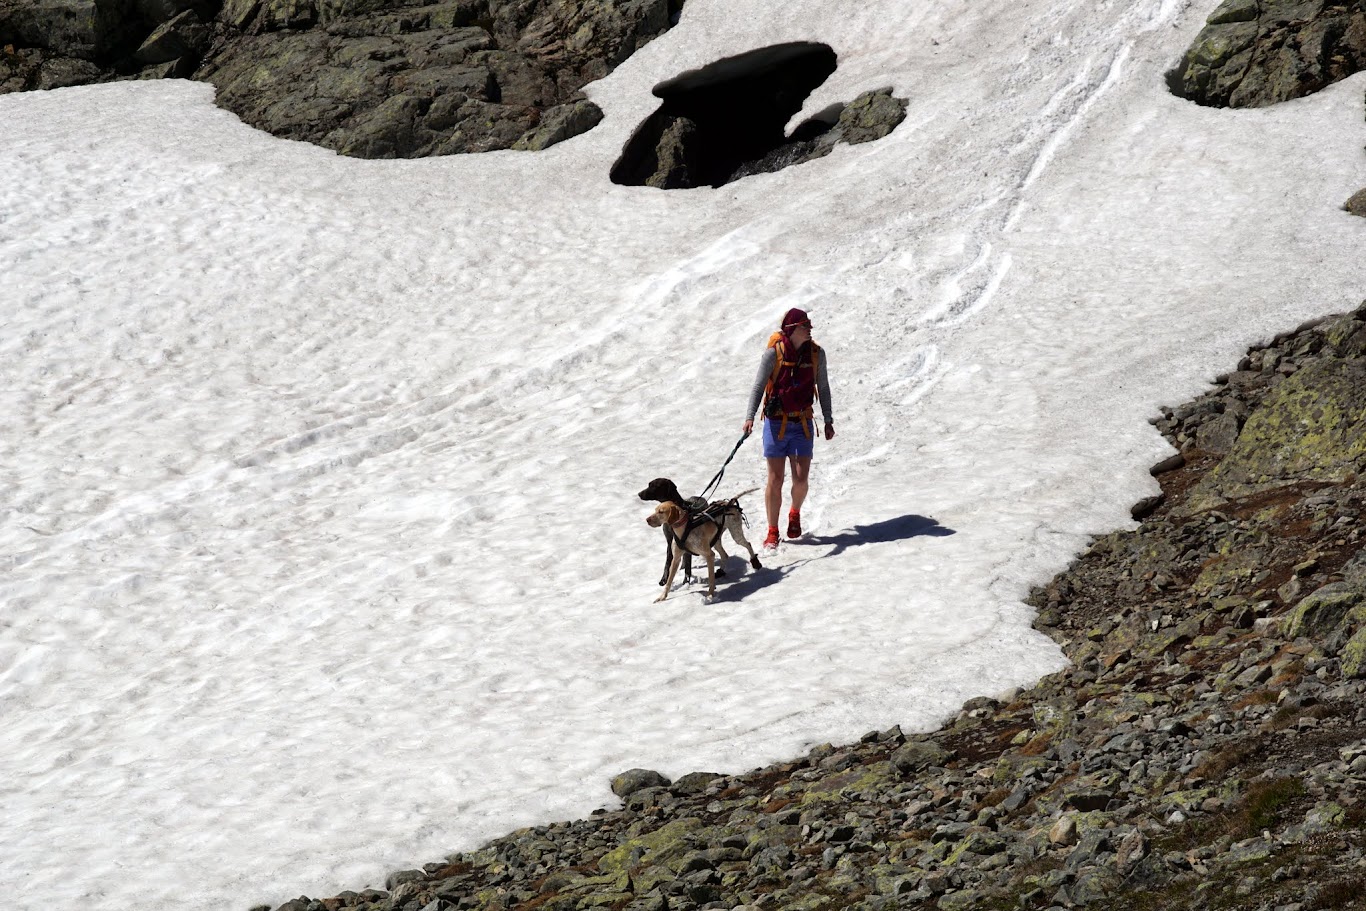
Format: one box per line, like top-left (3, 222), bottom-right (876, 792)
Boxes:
top-left (2, 0), bottom-right (679, 159)
top-left (1173, 0), bottom-right (1366, 108)
top-left (1064, 790), bottom-right (1113, 812)
top-left (133, 8), bottom-right (209, 64)
top-left (35, 53), bottom-right (106, 88)
top-left (817, 87), bottom-right (907, 148)
top-left (1131, 495), bottom-right (1164, 521)
top-left (612, 45), bottom-right (907, 188)
top-left (385, 869), bottom-right (426, 890)
top-left (0, 0), bottom-right (143, 61)
top-left (1345, 188), bottom-right (1366, 218)
top-left (512, 100), bottom-right (603, 151)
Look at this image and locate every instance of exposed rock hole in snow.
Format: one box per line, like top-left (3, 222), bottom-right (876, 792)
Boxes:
top-left (610, 42), bottom-right (908, 189)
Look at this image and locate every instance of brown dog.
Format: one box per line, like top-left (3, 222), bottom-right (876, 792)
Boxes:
top-left (646, 502), bottom-right (720, 602)
top-left (638, 479), bottom-right (762, 587)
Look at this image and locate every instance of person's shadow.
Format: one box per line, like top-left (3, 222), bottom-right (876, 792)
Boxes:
top-left (709, 514), bottom-right (954, 601)
top-left (797, 514), bottom-right (954, 558)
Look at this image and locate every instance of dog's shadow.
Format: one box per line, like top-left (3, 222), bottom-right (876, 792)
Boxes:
top-left (695, 514), bottom-right (953, 601)
top-left (705, 559), bottom-right (799, 601)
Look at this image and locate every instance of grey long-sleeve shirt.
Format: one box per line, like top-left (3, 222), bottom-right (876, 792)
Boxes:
top-left (743, 345), bottom-right (833, 425)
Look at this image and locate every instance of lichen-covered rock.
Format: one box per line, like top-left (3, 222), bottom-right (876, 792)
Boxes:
top-left (891, 740), bottom-right (953, 774)
top-left (1342, 626), bottom-right (1366, 676)
top-left (1172, 0), bottom-right (1366, 107)
top-left (1284, 583), bottom-right (1365, 639)
top-left (822, 87), bottom-right (907, 147)
top-left (1184, 359), bottom-right (1366, 510)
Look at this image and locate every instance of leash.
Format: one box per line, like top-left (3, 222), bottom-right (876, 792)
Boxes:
top-left (698, 431), bottom-right (751, 502)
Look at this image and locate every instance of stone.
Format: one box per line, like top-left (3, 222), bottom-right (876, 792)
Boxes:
top-left (385, 869), bottom-right (426, 890)
top-left (611, 768), bottom-right (672, 798)
top-left (512, 100), bottom-right (605, 151)
top-left (1116, 829), bottom-right (1147, 873)
top-left (1340, 626), bottom-right (1366, 677)
top-left (1049, 815), bottom-right (1079, 846)
top-left (891, 740), bottom-right (954, 774)
top-left (1197, 411), bottom-right (1242, 454)
top-left (821, 88), bottom-right (907, 147)
top-left (1346, 188), bottom-right (1366, 218)
top-left (132, 8), bottom-right (208, 64)
top-left (1284, 585), bottom-right (1365, 639)
top-left (1207, 0), bottom-right (1259, 25)
top-left (35, 54), bottom-right (104, 89)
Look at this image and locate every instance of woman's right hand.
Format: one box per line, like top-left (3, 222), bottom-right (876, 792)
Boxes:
top-left (743, 419), bottom-right (754, 436)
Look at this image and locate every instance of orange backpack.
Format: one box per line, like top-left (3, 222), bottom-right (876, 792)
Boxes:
top-left (763, 331), bottom-right (821, 440)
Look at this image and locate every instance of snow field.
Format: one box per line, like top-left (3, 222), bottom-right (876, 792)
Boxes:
top-left (2, 0), bottom-right (1366, 908)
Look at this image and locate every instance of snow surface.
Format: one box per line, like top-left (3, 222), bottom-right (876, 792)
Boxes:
top-left (3, 0), bottom-right (1365, 907)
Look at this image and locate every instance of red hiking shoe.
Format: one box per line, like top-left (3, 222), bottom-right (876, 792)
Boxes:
top-left (787, 509), bottom-right (802, 539)
top-left (763, 525), bottom-right (781, 550)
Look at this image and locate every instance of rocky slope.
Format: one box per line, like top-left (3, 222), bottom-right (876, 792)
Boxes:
top-left (257, 308), bottom-right (1366, 911)
top-left (0, 0), bottom-right (682, 156)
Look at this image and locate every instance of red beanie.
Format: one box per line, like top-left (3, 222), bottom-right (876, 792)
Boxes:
top-left (781, 308), bottom-right (811, 328)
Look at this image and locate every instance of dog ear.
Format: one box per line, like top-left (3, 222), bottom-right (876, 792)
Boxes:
top-left (662, 503), bottom-right (682, 525)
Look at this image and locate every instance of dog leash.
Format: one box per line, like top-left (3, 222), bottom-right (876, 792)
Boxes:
top-left (698, 431), bottom-right (751, 502)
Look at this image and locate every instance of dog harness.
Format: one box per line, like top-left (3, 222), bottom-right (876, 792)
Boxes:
top-left (670, 500), bottom-right (736, 555)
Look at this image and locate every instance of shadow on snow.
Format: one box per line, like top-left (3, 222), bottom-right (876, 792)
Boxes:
top-left (680, 514), bottom-right (954, 601)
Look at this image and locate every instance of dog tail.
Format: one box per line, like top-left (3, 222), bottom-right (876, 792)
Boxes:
top-left (727, 487), bottom-right (760, 502)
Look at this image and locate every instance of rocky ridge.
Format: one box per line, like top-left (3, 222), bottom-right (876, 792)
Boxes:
top-left (0, 0), bottom-right (682, 157)
top-left (259, 307), bottom-right (1366, 911)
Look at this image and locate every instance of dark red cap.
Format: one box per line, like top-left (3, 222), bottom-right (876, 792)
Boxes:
top-left (781, 308), bottom-right (811, 329)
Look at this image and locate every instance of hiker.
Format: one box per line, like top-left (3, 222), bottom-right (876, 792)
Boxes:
top-left (741, 307), bottom-right (834, 550)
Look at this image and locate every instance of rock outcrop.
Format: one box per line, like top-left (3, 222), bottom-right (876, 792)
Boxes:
top-left (610, 39), bottom-right (907, 190)
top-left (1171, 0), bottom-right (1366, 108)
top-left (259, 305), bottom-right (1366, 911)
top-left (0, 0), bottom-right (682, 157)
top-left (1172, 0), bottom-right (1366, 219)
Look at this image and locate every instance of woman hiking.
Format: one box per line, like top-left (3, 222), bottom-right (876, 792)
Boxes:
top-left (741, 308), bottom-right (835, 550)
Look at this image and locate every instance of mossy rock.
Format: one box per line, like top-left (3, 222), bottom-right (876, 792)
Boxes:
top-left (1284, 584), bottom-right (1366, 639)
top-left (802, 760), bottom-right (901, 804)
top-left (1184, 360), bottom-right (1366, 511)
top-left (594, 818), bottom-right (703, 875)
top-left (1207, 0), bottom-right (1259, 25)
top-left (1340, 626), bottom-right (1366, 677)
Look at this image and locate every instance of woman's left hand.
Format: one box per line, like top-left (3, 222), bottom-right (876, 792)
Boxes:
top-left (825, 423), bottom-right (835, 440)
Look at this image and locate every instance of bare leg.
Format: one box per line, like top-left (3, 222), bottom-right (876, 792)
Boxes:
top-left (789, 455), bottom-right (812, 515)
top-left (765, 456), bottom-right (787, 528)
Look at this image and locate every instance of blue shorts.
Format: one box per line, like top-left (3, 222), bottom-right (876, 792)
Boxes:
top-left (762, 417), bottom-right (815, 459)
